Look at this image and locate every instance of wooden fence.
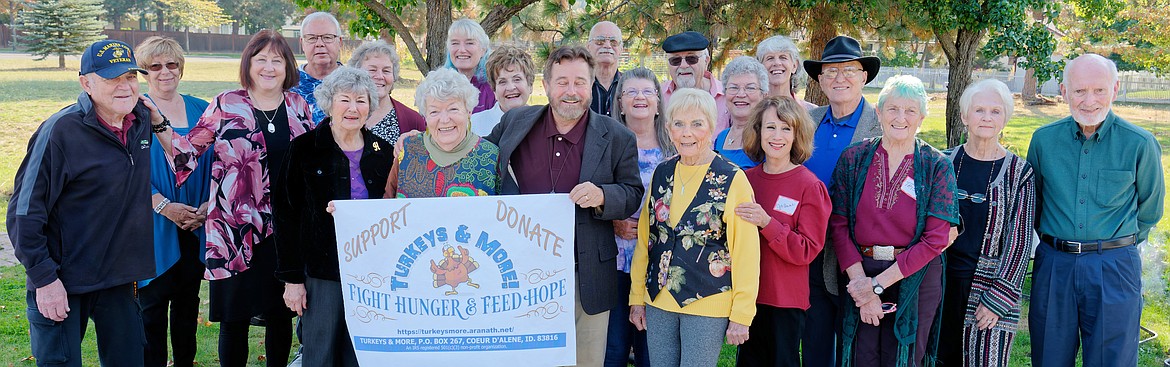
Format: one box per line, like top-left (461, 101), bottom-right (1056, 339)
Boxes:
top-left (0, 25), bottom-right (361, 54)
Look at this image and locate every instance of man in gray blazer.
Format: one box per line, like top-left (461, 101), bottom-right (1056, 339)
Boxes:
top-left (799, 35), bottom-right (883, 367)
top-left (484, 45), bottom-right (643, 367)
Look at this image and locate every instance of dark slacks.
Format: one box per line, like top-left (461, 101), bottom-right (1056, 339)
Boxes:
top-left (1029, 242), bottom-right (1142, 367)
top-left (936, 274), bottom-right (973, 366)
top-left (853, 256), bottom-right (942, 367)
top-left (802, 252), bottom-right (842, 367)
top-left (301, 277), bottom-right (359, 367)
top-left (139, 230), bottom-right (203, 367)
top-left (738, 305), bottom-right (806, 367)
top-left (26, 283), bottom-right (145, 367)
top-left (603, 274), bottom-right (649, 367)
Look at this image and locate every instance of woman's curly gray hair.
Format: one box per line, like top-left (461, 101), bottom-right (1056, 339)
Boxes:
top-left (414, 68), bottom-right (481, 113)
top-left (348, 40), bottom-right (401, 83)
top-left (721, 56), bottom-right (771, 94)
top-left (314, 66), bottom-right (379, 114)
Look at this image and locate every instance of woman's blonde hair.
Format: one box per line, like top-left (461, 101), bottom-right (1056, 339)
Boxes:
top-left (664, 88), bottom-right (717, 132)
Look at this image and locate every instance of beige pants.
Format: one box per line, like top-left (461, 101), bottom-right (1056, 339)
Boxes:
top-left (568, 289), bottom-right (609, 367)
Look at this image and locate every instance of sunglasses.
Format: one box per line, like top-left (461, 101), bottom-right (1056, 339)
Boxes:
top-left (591, 38), bottom-right (622, 48)
top-left (668, 55), bottom-right (701, 67)
top-left (148, 62), bottom-right (180, 72)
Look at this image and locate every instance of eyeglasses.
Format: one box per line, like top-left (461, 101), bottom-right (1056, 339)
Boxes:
top-left (591, 37), bottom-right (622, 48)
top-left (148, 62), bottom-right (180, 72)
top-left (622, 88), bottom-right (657, 98)
top-left (668, 55), bottom-right (701, 66)
top-left (956, 189), bottom-right (989, 204)
top-left (303, 34), bottom-right (339, 44)
top-left (725, 84), bottom-right (761, 96)
top-left (821, 66), bottom-right (862, 80)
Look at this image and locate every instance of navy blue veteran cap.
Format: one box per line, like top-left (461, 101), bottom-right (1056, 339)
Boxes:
top-left (80, 40), bottom-right (147, 78)
top-left (662, 31), bottom-right (709, 53)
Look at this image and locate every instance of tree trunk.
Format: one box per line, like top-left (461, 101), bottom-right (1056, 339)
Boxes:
top-left (425, 0), bottom-right (452, 72)
top-left (58, 53), bottom-right (65, 69)
top-left (1022, 66), bottom-right (1039, 102)
top-left (803, 3), bottom-right (836, 107)
top-left (359, 0), bottom-right (433, 75)
top-left (938, 28), bottom-right (985, 148)
top-left (919, 41), bottom-right (929, 69)
top-left (479, 0), bottom-right (540, 36)
top-left (156, 9), bottom-right (164, 32)
top-left (1020, 8), bottom-right (1045, 104)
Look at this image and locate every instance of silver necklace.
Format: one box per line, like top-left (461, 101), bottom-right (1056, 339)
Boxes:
top-left (249, 90), bottom-right (282, 133)
top-left (259, 107), bottom-right (278, 133)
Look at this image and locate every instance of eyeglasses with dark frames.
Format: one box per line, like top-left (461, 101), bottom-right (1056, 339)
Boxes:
top-left (303, 34), bottom-right (339, 44)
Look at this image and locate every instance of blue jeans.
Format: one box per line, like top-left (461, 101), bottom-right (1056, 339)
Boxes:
top-left (26, 283), bottom-right (144, 367)
top-left (603, 275), bottom-right (649, 367)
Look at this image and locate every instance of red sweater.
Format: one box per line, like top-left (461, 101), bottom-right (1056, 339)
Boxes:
top-left (745, 165), bottom-right (831, 310)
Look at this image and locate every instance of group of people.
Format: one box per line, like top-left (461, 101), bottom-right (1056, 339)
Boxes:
top-left (6, 10), bottom-right (1163, 367)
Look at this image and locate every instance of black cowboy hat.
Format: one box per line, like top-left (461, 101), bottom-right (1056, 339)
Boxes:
top-left (803, 36), bottom-right (881, 84)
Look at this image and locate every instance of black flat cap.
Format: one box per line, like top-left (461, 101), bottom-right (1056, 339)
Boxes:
top-left (662, 31), bottom-right (709, 53)
top-left (803, 35), bottom-right (881, 84)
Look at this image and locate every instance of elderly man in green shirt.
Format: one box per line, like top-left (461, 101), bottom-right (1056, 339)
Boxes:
top-left (1026, 53), bottom-right (1164, 367)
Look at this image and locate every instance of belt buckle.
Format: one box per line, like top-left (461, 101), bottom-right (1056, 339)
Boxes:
top-left (1065, 241), bottom-right (1083, 254)
top-left (872, 245), bottom-right (896, 261)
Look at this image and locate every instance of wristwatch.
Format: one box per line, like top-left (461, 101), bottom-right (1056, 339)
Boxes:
top-left (871, 278), bottom-right (885, 295)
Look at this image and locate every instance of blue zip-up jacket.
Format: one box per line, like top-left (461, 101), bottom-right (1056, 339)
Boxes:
top-left (7, 92), bottom-right (156, 294)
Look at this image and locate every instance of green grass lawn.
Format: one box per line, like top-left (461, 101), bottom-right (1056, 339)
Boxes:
top-left (0, 54), bottom-right (1167, 366)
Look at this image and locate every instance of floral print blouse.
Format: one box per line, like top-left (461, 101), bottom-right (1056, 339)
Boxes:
top-left (171, 89), bottom-right (314, 280)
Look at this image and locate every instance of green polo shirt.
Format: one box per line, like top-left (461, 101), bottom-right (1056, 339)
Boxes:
top-left (1026, 111), bottom-right (1164, 243)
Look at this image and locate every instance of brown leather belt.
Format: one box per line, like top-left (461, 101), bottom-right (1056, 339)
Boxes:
top-left (859, 245), bottom-right (905, 260)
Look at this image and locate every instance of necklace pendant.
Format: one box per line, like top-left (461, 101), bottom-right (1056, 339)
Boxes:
top-left (267, 122), bottom-right (276, 133)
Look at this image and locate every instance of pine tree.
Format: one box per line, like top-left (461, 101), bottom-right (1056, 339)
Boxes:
top-left (17, 0), bottom-right (106, 69)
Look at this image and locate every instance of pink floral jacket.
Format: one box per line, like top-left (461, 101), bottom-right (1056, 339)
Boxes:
top-left (172, 89), bottom-right (314, 280)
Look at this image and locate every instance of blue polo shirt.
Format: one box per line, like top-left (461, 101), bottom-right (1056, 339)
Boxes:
top-left (805, 98), bottom-right (867, 190)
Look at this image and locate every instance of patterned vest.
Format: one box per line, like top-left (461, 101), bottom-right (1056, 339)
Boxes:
top-left (395, 135), bottom-right (500, 198)
top-left (645, 155), bottom-right (740, 307)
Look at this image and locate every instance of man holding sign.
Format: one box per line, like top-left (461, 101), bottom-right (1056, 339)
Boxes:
top-left (485, 45), bottom-right (643, 367)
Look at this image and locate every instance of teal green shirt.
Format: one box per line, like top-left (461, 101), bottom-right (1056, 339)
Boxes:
top-left (1026, 111), bottom-right (1164, 243)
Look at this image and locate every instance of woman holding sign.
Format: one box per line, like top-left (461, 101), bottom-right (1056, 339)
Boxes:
top-left (384, 68), bottom-right (500, 198)
top-left (829, 75), bottom-right (957, 366)
top-left (733, 96), bottom-right (831, 367)
top-left (628, 88), bottom-right (760, 367)
top-left (275, 66), bottom-right (394, 367)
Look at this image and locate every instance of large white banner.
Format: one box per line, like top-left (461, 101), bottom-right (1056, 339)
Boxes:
top-left (332, 194), bottom-right (577, 366)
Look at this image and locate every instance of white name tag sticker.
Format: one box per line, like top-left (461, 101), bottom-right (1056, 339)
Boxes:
top-left (773, 195), bottom-right (799, 216)
top-left (900, 177), bottom-right (917, 200)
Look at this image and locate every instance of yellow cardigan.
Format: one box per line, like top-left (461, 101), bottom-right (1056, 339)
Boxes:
top-left (628, 162), bottom-right (761, 326)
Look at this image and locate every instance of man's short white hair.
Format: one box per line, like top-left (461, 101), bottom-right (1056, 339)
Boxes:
top-left (301, 12), bottom-right (341, 34)
top-left (1062, 53), bottom-right (1118, 85)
